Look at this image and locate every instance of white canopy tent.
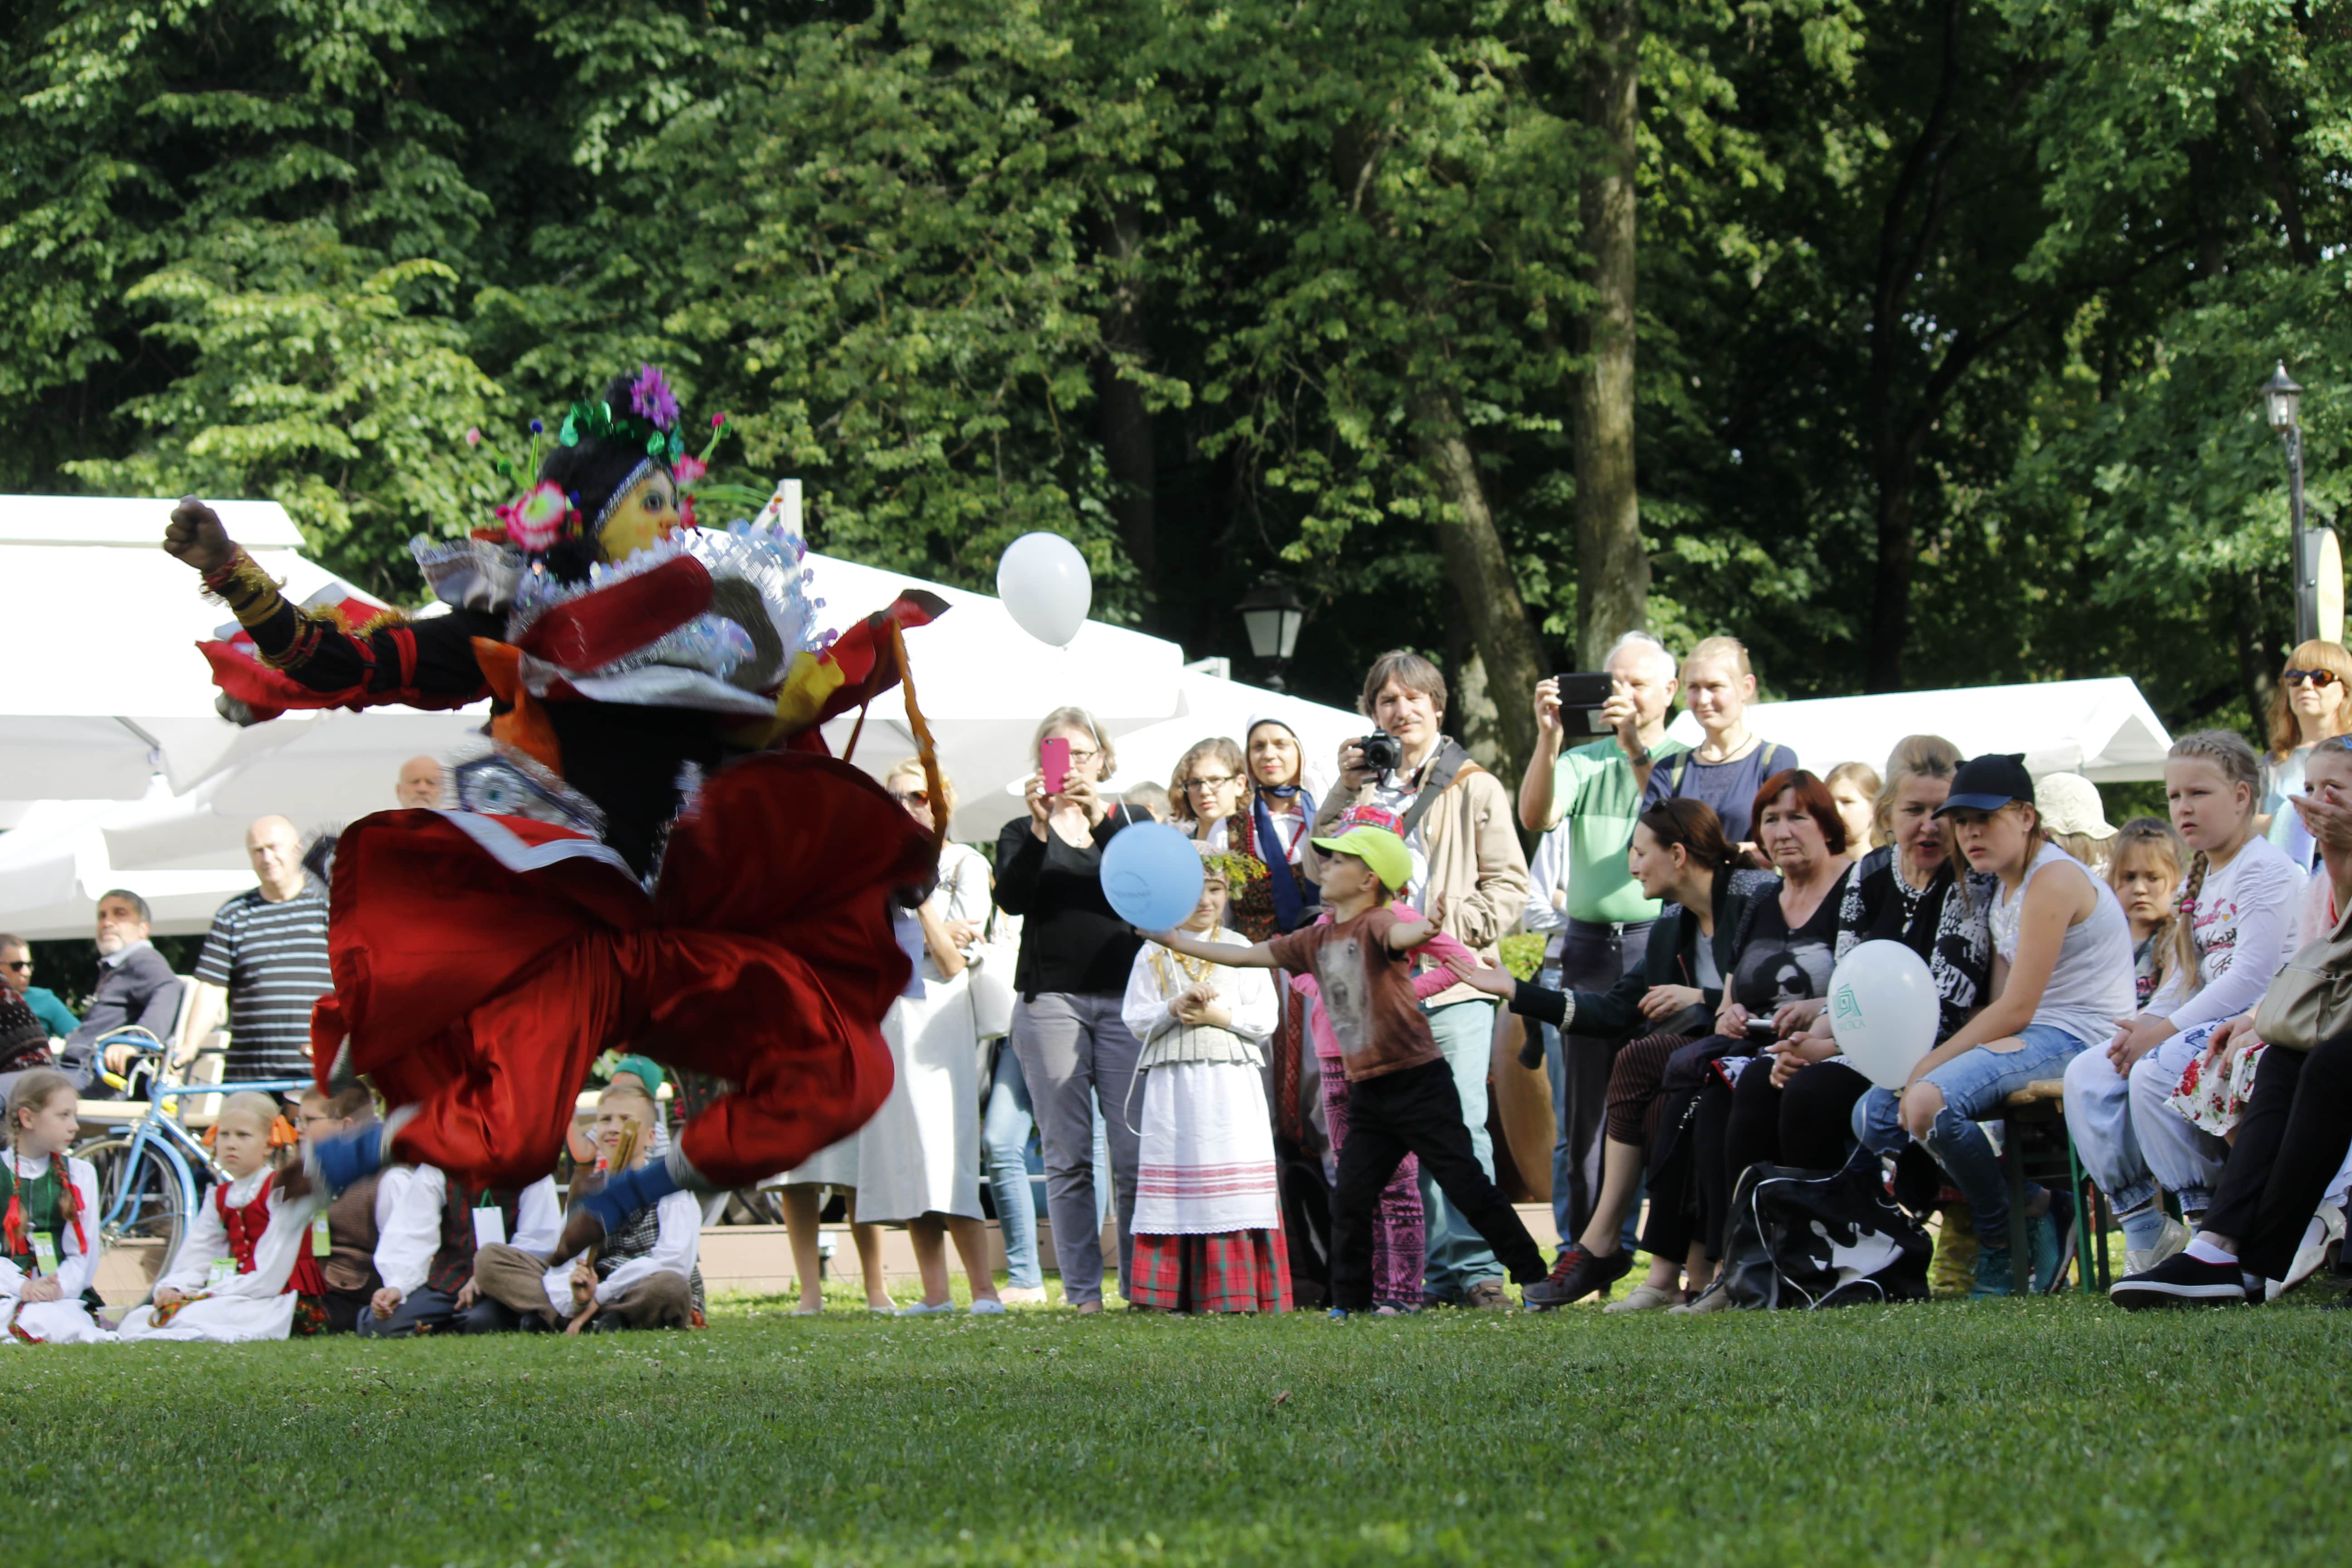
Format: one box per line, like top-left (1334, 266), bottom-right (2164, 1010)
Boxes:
top-left (1663, 676), bottom-right (2176, 783)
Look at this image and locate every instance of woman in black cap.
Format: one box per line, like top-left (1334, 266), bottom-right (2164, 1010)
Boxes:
top-left (1850, 753), bottom-right (2134, 1297)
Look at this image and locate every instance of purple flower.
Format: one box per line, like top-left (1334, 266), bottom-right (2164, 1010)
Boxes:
top-left (630, 364), bottom-right (680, 432)
top-left (529, 418), bottom-right (544, 435)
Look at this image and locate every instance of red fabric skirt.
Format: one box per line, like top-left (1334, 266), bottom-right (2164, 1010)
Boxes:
top-left (1127, 1228), bottom-right (1293, 1314)
top-left (310, 750), bottom-right (933, 1192)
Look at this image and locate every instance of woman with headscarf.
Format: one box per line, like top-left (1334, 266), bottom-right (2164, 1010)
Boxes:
top-left (162, 367), bottom-right (945, 1258)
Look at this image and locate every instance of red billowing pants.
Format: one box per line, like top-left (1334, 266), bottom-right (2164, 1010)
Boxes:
top-left (310, 751), bottom-right (934, 1191)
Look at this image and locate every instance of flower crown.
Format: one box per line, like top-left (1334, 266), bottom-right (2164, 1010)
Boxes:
top-left (467, 364), bottom-right (769, 554)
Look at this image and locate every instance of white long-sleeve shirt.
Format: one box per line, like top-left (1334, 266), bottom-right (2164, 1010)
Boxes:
top-left (1520, 821), bottom-right (1571, 940)
top-left (1122, 928), bottom-right (1279, 1048)
top-left (373, 1166), bottom-right (559, 1296)
top-left (0, 1153), bottom-right (99, 1303)
top-left (2148, 834), bottom-right (2306, 1036)
top-left (540, 1186), bottom-right (701, 1311)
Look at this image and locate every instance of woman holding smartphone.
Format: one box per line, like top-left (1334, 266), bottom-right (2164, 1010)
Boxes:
top-left (994, 706), bottom-right (1151, 1310)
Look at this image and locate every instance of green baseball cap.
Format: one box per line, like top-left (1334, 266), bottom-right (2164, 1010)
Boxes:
top-left (1311, 804), bottom-right (1413, 892)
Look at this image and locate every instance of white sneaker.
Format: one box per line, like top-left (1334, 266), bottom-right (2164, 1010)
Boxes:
top-left (2123, 1214), bottom-right (2191, 1278)
top-left (2266, 1202), bottom-right (2346, 1302)
top-left (966, 1298), bottom-right (1007, 1316)
top-left (895, 1299), bottom-right (955, 1317)
top-left (1602, 1283), bottom-right (1685, 1314)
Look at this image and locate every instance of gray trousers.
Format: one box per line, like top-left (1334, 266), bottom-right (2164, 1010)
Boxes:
top-left (1008, 991), bottom-right (1142, 1304)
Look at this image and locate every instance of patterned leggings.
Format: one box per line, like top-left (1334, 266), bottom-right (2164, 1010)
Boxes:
top-left (1319, 1055), bottom-right (1425, 1307)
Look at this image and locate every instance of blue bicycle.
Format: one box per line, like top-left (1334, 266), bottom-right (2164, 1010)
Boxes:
top-left (69, 1032), bottom-right (313, 1262)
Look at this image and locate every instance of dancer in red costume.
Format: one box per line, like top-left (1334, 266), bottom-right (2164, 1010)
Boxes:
top-left (162, 367), bottom-right (947, 1255)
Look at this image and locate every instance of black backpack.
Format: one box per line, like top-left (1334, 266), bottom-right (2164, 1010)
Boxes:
top-left (1719, 1162), bottom-right (1932, 1309)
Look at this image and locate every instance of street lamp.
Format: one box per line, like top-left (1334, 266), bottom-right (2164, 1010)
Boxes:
top-left (2265, 361), bottom-right (2316, 645)
top-left (1236, 573), bottom-right (1306, 691)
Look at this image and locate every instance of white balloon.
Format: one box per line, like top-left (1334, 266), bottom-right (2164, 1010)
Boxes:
top-left (996, 532), bottom-right (1092, 648)
top-left (1827, 940), bottom-right (1941, 1090)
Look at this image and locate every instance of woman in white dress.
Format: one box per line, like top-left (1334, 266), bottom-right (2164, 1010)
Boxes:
top-left (853, 760), bottom-right (1002, 1314)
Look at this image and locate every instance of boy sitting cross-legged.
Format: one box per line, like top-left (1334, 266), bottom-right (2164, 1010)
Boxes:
top-left (1146, 805), bottom-right (1550, 1317)
top-left (471, 1058), bottom-right (701, 1333)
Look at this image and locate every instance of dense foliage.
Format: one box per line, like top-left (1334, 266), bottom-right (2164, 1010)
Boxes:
top-left (2, 0), bottom-right (2342, 758)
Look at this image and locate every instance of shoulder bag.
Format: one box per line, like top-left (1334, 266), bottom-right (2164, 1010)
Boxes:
top-left (2253, 893), bottom-right (2352, 1053)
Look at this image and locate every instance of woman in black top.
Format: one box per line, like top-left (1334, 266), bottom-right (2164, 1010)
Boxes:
top-left (1720, 739), bottom-right (1994, 1206)
top-left (993, 705), bottom-right (1150, 1311)
top-left (1650, 770), bottom-right (1856, 1311)
top-left (1453, 799), bottom-right (1768, 1310)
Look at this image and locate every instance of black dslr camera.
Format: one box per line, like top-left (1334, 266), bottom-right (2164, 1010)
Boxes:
top-left (1355, 731), bottom-right (1405, 773)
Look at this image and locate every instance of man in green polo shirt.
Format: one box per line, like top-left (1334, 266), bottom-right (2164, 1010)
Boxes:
top-left (1514, 631), bottom-right (1685, 1258)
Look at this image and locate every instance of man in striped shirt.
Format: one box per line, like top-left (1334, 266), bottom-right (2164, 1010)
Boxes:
top-left (186, 816), bottom-right (333, 1087)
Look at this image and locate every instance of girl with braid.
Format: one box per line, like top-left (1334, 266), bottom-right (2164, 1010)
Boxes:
top-left (0, 1068), bottom-right (111, 1344)
top-left (120, 1093), bottom-right (332, 1342)
top-left (2065, 732), bottom-right (2302, 1273)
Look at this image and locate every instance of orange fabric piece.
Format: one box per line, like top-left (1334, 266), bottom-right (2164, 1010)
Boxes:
top-left (471, 639), bottom-right (564, 774)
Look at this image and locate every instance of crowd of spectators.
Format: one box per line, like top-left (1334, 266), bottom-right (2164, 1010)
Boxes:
top-left (9, 633), bottom-right (2352, 1344)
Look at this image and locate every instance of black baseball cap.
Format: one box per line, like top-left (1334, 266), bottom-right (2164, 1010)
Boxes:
top-left (1935, 753), bottom-right (2035, 817)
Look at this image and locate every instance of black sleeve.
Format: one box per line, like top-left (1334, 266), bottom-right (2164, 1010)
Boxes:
top-left (247, 598), bottom-right (499, 701)
top-left (1506, 978), bottom-right (1570, 1028)
top-left (994, 815), bottom-right (1046, 916)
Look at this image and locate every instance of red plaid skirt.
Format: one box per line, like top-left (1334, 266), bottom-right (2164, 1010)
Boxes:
top-left (1128, 1227), bottom-right (1293, 1313)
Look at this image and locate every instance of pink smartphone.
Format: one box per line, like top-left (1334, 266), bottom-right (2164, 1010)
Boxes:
top-left (1040, 737), bottom-right (1071, 797)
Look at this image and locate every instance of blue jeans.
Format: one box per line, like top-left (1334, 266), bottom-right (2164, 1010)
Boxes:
top-left (1853, 1023), bottom-right (2091, 1244)
top-left (1419, 998), bottom-right (1503, 1297)
top-left (982, 1045), bottom-right (1112, 1292)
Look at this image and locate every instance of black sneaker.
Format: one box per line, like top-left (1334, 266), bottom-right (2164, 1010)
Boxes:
top-left (1522, 1243), bottom-right (1633, 1309)
top-left (2110, 1250), bottom-right (2250, 1309)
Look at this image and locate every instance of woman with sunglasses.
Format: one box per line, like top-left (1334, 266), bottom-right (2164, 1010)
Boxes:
top-left (2261, 640), bottom-right (2352, 867)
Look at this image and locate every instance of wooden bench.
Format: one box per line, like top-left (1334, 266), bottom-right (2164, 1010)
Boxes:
top-left (1998, 1078), bottom-right (2105, 1295)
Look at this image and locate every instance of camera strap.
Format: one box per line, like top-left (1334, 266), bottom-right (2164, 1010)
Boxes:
top-left (1396, 739), bottom-right (1470, 844)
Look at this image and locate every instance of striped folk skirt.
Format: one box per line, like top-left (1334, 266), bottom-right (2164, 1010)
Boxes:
top-left (1130, 1061), bottom-right (1290, 1313)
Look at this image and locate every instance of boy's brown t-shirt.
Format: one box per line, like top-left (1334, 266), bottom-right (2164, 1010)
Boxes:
top-left (1267, 906), bottom-right (1442, 1083)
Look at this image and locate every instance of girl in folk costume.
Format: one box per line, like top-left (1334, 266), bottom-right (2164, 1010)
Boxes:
top-left (161, 365), bottom-right (950, 1254)
top-left (0, 1068), bottom-right (111, 1344)
top-left (1122, 855), bottom-right (1289, 1312)
top-left (120, 1093), bottom-right (331, 1342)
top-left (2065, 731), bottom-right (2303, 1272)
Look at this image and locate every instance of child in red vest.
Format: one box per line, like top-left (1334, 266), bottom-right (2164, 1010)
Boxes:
top-left (120, 1092), bottom-right (332, 1341)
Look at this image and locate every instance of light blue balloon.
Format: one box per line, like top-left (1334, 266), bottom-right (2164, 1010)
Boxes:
top-left (1099, 822), bottom-right (1206, 931)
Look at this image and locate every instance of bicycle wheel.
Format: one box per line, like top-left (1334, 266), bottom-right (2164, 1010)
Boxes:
top-left (71, 1134), bottom-right (190, 1261)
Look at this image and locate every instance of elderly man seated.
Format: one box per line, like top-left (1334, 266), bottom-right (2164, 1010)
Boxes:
top-left (59, 890), bottom-right (181, 1097)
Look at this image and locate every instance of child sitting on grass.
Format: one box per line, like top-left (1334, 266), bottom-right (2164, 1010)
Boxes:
top-left (295, 1084), bottom-right (412, 1333)
top-left (1147, 805), bottom-right (1548, 1317)
top-left (0, 1068), bottom-right (111, 1344)
top-left (363, 1161), bottom-right (561, 1337)
top-left (472, 1058), bottom-right (700, 1332)
top-left (120, 1091), bottom-right (331, 1341)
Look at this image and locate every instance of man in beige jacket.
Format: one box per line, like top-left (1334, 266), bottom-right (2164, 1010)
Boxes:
top-left (1306, 651), bottom-right (1530, 1308)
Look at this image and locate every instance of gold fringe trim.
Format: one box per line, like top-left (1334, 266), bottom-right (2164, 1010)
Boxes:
top-left (202, 550), bottom-right (288, 629)
top-left (255, 606), bottom-right (343, 672)
top-left (352, 606), bottom-right (413, 639)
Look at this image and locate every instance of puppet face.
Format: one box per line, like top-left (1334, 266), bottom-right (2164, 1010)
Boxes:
top-left (597, 468), bottom-right (682, 563)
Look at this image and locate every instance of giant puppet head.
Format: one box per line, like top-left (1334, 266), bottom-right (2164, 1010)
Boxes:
top-left (499, 365), bottom-right (701, 583)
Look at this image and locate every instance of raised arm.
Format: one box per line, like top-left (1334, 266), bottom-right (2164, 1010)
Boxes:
top-left (1152, 927), bottom-right (1282, 970)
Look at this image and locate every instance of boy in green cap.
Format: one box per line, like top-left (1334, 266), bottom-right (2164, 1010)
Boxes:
top-left (1147, 806), bottom-right (1549, 1315)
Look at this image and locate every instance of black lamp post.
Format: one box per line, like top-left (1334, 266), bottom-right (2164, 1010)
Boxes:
top-left (1236, 573), bottom-right (1307, 691)
top-left (2265, 361), bottom-right (2315, 645)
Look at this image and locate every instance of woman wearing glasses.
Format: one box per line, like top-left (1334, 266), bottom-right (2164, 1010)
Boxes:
top-left (2261, 641), bottom-right (2352, 868)
top-left (995, 706), bottom-right (1152, 1309)
top-left (1173, 738), bottom-right (1278, 941)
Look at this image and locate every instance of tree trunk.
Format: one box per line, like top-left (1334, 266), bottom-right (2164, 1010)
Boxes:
top-left (1442, 601), bottom-right (1509, 775)
top-left (1866, 441), bottom-right (1922, 691)
top-left (1094, 202), bottom-right (1157, 597)
top-left (1570, 0), bottom-right (1647, 668)
top-left (1415, 389), bottom-right (1546, 767)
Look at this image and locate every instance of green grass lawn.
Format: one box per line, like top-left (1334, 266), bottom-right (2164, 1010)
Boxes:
top-left (10, 1288), bottom-right (2350, 1567)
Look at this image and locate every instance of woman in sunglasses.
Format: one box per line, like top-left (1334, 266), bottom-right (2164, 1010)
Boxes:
top-left (2261, 640), bottom-right (2352, 868)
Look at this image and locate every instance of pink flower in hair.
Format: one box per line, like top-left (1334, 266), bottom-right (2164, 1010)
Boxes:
top-left (505, 481), bottom-right (572, 551)
top-left (629, 364), bottom-right (680, 432)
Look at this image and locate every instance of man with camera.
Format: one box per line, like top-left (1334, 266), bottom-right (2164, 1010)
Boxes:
top-left (1308, 651), bottom-right (1530, 1309)
top-left (1515, 632), bottom-right (1686, 1249)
